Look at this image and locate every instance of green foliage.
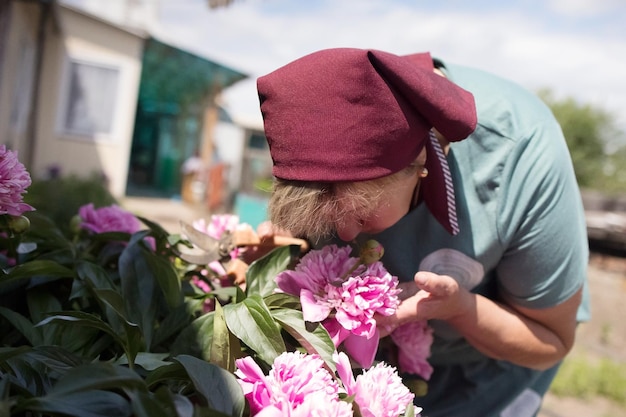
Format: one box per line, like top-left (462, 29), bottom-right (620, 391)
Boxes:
top-left (604, 145), bottom-right (626, 195)
top-left (550, 352), bottom-right (626, 405)
top-left (23, 173), bottom-right (117, 237)
top-left (0, 207), bottom-right (334, 416)
top-left (539, 89), bottom-right (626, 193)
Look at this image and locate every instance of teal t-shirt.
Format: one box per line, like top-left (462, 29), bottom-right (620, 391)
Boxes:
top-left (364, 61), bottom-right (590, 417)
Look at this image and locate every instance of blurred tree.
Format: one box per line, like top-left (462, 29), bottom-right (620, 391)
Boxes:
top-left (539, 89), bottom-right (626, 194)
top-left (604, 146), bottom-right (626, 194)
top-left (207, 0), bottom-right (237, 8)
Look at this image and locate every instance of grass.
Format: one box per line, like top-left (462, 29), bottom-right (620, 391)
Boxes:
top-left (550, 352), bottom-right (626, 405)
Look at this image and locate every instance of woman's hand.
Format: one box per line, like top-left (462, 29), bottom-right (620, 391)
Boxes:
top-left (377, 271), bottom-right (583, 370)
top-left (376, 271), bottom-right (473, 337)
top-left (240, 221), bottom-right (295, 264)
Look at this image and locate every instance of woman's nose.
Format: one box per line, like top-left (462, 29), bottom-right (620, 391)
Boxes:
top-left (336, 220), bottom-right (361, 242)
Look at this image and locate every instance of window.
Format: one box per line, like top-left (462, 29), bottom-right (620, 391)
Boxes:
top-left (248, 131), bottom-right (268, 150)
top-left (9, 39), bottom-right (35, 136)
top-left (62, 60), bottom-right (120, 136)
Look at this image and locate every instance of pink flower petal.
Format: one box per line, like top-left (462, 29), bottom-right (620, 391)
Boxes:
top-left (255, 406), bottom-right (284, 417)
top-left (322, 319), bottom-right (351, 346)
top-left (300, 289), bottom-right (332, 322)
top-left (391, 321), bottom-right (434, 380)
top-left (78, 203), bottom-right (141, 234)
top-left (353, 362), bottom-right (415, 417)
top-left (333, 352), bottom-right (356, 395)
top-left (342, 329), bottom-right (380, 369)
top-left (0, 145), bottom-right (34, 216)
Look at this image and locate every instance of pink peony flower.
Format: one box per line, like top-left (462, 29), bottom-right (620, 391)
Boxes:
top-left (78, 203), bottom-right (156, 249)
top-left (335, 352), bottom-right (419, 417)
top-left (288, 391), bottom-right (353, 417)
top-left (235, 352), bottom-right (349, 416)
top-left (246, 391), bottom-right (353, 417)
top-left (390, 320), bottom-right (434, 381)
top-left (275, 245), bottom-right (357, 297)
top-left (0, 145), bottom-right (35, 216)
top-left (79, 203), bottom-right (142, 234)
top-left (275, 245), bottom-right (400, 368)
top-left (192, 214), bottom-right (245, 276)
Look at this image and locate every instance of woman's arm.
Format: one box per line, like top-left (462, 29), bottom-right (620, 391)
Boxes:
top-left (377, 271), bottom-right (583, 370)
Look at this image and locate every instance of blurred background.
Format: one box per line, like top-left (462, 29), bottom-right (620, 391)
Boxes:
top-left (1, 1), bottom-right (625, 415)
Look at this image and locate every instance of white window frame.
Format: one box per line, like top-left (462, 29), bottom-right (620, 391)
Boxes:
top-left (58, 57), bottom-right (121, 141)
top-left (9, 37), bottom-right (36, 136)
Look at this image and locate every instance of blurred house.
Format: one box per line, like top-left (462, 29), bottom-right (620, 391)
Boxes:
top-left (214, 113), bottom-right (273, 225)
top-left (0, 0), bottom-right (247, 204)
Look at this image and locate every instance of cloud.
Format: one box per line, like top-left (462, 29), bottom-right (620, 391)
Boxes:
top-left (547, 0), bottom-right (624, 16)
top-left (147, 0), bottom-right (626, 130)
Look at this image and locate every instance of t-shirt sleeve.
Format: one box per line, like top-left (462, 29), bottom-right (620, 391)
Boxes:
top-left (494, 117), bottom-right (588, 310)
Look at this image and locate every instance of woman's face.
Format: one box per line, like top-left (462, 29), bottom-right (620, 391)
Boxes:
top-left (334, 148), bottom-right (427, 242)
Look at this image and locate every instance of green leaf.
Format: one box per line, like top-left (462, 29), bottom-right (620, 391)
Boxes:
top-left (93, 288), bottom-right (129, 318)
top-left (245, 245), bottom-right (300, 298)
top-left (27, 288), bottom-right (62, 322)
top-left (193, 408), bottom-right (234, 417)
top-left (129, 389), bottom-right (182, 417)
top-left (153, 299), bottom-right (202, 347)
top-left (22, 211), bottom-right (72, 251)
top-left (142, 248), bottom-right (183, 309)
top-left (144, 362), bottom-right (187, 389)
top-left (210, 303), bottom-right (240, 373)
top-left (162, 390), bottom-right (195, 417)
top-left (223, 295), bottom-right (285, 366)
top-left (264, 292), bottom-right (301, 310)
top-left (36, 312), bottom-right (140, 365)
top-left (146, 355), bottom-right (240, 417)
top-left (119, 236), bottom-right (158, 348)
top-left (210, 286), bottom-right (240, 302)
top-left (4, 354), bottom-right (49, 395)
top-left (84, 334), bottom-right (116, 359)
top-left (170, 312), bottom-right (215, 360)
top-left (136, 216), bottom-right (170, 238)
top-left (271, 308), bottom-right (336, 372)
top-left (1, 260), bottom-right (74, 283)
top-left (52, 321), bottom-right (102, 356)
top-left (76, 261), bottom-right (135, 342)
top-left (76, 261), bottom-right (116, 290)
top-left (0, 346), bottom-right (31, 363)
top-left (14, 362), bottom-right (146, 417)
top-left (48, 362), bottom-right (145, 395)
top-left (174, 355), bottom-right (245, 417)
top-left (19, 390), bottom-right (132, 417)
top-left (26, 290), bottom-right (62, 345)
top-left (113, 352), bottom-right (170, 371)
top-left (28, 345), bottom-right (86, 372)
top-left (0, 307), bottom-right (42, 346)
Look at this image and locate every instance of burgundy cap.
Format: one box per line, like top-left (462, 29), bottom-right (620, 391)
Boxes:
top-left (257, 48), bottom-right (477, 234)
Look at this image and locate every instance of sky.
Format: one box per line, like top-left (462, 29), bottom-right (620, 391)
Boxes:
top-left (68, 0), bottom-right (626, 135)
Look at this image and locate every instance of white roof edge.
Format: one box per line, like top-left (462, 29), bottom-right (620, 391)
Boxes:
top-left (60, 2), bottom-right (149, 39)
top-left (231, 113), bottom-right (264, 130)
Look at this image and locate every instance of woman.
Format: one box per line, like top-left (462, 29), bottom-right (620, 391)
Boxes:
top-left (257, 48), bottom-right (589, 417)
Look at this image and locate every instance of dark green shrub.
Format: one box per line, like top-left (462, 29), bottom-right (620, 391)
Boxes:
top-left (23, 173), bottom-right (117, 237)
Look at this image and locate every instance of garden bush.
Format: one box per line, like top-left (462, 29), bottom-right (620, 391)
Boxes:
top-left (0, 146), bottom-right (426, 416)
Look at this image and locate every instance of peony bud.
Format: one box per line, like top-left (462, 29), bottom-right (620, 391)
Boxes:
top-left (359, 239), bottom-right (384, 265)
top-left (7, 215), bottom-right (30, 234)
top-left (69, 214), bottom-right (83, 235)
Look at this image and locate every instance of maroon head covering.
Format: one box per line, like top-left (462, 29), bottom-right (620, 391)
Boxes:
top-left (257, 48), bottom-right (477, 234)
